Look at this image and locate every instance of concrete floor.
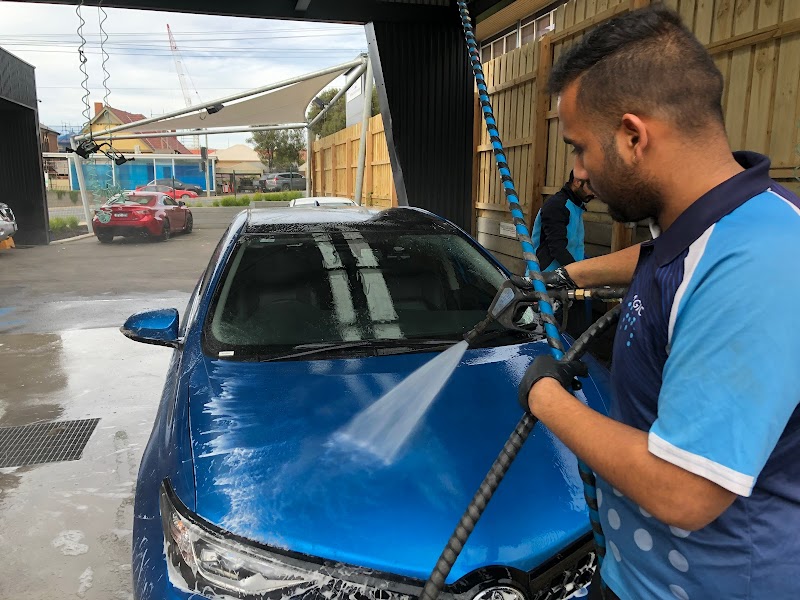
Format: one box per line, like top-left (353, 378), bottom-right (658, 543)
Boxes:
top-left (0, 208), bottom-right (242, 599)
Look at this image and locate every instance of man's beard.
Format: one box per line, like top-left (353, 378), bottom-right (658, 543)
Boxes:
top-left (591, 143), bottom-right (663, 223)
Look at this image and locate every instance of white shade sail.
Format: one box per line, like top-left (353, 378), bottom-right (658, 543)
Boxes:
top-left (129, 69), bottom-right (347, 133)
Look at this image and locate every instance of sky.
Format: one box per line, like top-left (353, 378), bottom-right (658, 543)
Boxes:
top-left (0, 1), bottom-right (367, 148)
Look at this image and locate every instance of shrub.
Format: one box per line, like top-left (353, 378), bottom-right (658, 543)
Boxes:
top-left (68, 191), bottom-right (81, 205)
top-left (212, 200), bottom-right (220, 207)
top-left (220, 196), bottom-right (251, 207)
top-left (55, 190), bottom-right (65, 200)
top-left (66, 215), bottom-right (79, 229)
top-left (50, 217), bottom-right (68, 231)
top-left (252, 192), bottom-right (264, 202)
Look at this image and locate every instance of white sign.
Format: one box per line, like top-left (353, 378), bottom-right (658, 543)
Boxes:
top-left (346, 78), bottom-right (363, 102)
top-left (499, 222), bottom-right (517, 238)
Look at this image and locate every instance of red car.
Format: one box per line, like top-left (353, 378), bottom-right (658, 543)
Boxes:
top-left (134, 184), bottom-right (198, 200)
top-left (92, 192), bottom-right (193, 243)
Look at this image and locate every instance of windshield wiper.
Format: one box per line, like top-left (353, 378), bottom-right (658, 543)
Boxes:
top-left (261, 340), bottom-right (374, 362)
top-left (261, 338), bottom-right (459, 362)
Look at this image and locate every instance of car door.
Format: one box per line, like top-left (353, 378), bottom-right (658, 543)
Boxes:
top-left (162, 196), bottom-right (185, 229)
top-left (291, 173), bottom-right (304, 190)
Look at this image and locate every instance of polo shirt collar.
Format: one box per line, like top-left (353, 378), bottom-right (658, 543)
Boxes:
top-left (652, 151), bottom-right (773, 267)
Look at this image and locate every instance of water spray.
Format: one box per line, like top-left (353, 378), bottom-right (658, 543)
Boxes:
top-left (417, 5), bottom-right (616, 599)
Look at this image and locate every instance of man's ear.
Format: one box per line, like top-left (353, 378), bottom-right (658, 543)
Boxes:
top-left (619, 113), bottom-right (649, 164)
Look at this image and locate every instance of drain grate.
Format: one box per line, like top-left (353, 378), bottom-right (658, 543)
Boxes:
top-left (0, 418), bottom-right (100, 468)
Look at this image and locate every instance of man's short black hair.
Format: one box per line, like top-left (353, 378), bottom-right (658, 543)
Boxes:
top-left (548, 4), bottom-right (724, 134)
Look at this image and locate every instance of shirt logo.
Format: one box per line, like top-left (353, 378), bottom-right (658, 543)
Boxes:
top-left (622, 294), bottom-right (644, 348)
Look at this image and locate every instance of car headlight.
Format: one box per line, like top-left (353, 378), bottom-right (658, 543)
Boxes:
top-left (160, 480), bottom-right (316, 596)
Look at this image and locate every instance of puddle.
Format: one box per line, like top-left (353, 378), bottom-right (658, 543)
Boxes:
top-left (0, 327), bottom-right (171, 598)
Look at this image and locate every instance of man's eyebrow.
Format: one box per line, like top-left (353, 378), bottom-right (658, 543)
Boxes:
top-left (563, 136), bottom-right (578, 146)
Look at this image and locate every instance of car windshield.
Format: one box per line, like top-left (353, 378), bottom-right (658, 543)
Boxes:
top-left (204, 228), bottom-right (532, 358)
top-left (107, 194), bottom-right (155, 206)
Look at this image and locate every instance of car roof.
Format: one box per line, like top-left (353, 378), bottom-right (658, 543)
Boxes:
top-left (243, 206), bottom-right (457, 235)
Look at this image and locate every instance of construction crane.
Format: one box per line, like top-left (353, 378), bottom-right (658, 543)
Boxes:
top-left (166, 24), bottom-right (199, 149)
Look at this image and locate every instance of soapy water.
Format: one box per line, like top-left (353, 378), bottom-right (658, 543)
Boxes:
top-left (332, 340), bottom-right (469, 465)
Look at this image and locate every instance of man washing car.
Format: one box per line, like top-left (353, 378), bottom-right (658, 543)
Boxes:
top-left (519, 5), bottom-right (800, 599)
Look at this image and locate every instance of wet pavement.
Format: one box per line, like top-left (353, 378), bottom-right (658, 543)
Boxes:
top-left (0, 208), bottom-right (241, 598)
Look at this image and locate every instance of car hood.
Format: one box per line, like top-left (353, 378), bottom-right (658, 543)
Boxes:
top-left (188, 340), bottom-right (609, 583)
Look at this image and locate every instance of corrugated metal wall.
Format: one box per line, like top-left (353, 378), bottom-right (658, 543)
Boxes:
top-left (367, 18), bottom-right (474, 231)
top-left (0, 49), bottom-right (49, 245)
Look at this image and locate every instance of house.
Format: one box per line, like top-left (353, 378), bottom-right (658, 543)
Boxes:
top-left (475, 0), bottom-right (557, 63)
top-left (85, 103), bottom-right (190, 155)
top-left (39, 124), bottom-right (61, 152)
top-left (214, 144), bottom-right (266, 177)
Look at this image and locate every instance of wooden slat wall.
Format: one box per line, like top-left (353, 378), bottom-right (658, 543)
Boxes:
top-left (310, 114), bottom-right (398, 208)
top-left (475, 41), bottom-right (539, 273)
top-left (474, 0), bottom-right (800, 271)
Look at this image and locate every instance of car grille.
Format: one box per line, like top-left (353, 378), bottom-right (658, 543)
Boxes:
top-left (0, 205), bottom-right (14, 222)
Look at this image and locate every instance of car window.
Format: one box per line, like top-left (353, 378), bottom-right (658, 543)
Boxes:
top-left (204, 228), bottom-right (509, 357)
top-left (163, 197), bottom-right (177, 206)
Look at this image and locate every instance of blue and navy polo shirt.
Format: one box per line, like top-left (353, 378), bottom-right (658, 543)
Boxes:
top-left (598, 152), bottom-right (800, 600)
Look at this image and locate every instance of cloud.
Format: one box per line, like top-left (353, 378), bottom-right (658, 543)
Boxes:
top-left (0, 1), bottom-right (366, 147)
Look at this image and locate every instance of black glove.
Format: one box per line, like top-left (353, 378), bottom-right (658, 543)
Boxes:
top-left (518, 354), bottom-right (589, 413)
top-left (542, 267), bottom-right (578, 290)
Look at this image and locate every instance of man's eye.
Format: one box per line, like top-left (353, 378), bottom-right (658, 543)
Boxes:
top-left (570, 146), bottom-right (583, 156)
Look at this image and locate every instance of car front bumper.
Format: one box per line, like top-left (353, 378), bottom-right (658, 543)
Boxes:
top-left (0, 221), bottom-right (17, 242)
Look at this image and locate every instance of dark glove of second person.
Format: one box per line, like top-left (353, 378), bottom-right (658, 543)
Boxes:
top-left (518, 354), bottom-right (589, 413)
top-left (542, 267), bottom-right (578, 289)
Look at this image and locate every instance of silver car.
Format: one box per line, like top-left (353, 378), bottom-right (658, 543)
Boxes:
top-left (0, 203), bottom-right (16, 242)
top-left (288, 197), bottom-right (357, 207)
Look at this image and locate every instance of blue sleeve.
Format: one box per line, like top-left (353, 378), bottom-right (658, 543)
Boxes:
top-left (649, 209), bottom-right (800, 497)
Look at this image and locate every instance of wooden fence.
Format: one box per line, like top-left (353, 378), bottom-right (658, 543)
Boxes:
top-left (310, 114), bottom-right (397, 209)
top-left (475, 0), bottom-right (800, 273)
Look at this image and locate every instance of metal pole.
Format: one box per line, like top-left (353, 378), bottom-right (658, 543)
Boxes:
top-left (205, 134), bottom-right (211, 197)
top-left (308, 61), bottom-right (368, 129)
top-left (306, 126), bottom-right (312, 196)
top-left (70, 139), bottom-right (94, 227)
top-left (74, 57), bottom-right (366, 141)
top-left (354, 58), bottom-right (374, 206)
top-left (91, 123), bottom-right (309, 142)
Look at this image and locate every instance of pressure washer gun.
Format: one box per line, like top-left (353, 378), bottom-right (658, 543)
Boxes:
top-left (464, 276), bottom-right (628, 347)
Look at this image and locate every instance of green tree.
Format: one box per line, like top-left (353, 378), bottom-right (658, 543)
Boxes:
top-left (248, 129), bottom-right (305, 171)
top-left (306, 86), bottom-right (380, 138)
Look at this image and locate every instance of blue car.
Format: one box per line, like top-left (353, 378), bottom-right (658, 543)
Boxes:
top-left (126, 206), bottom-right (610, 600)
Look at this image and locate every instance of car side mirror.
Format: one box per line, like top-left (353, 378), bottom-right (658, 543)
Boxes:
top-left (178, 201), bottom-right (186, 207)
top-left (121, 309), bottom-right (181, 348)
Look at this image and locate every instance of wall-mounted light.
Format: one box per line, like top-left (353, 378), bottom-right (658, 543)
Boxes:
top-left (205, 103), bottom-right (225, 115)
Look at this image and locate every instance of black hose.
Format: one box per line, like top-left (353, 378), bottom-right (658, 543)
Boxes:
top-left (418, 305), bottom-right (622, 600)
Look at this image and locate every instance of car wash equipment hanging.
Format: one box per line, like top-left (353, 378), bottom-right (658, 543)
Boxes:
top-left (417, 5), bottom-right (611, 600)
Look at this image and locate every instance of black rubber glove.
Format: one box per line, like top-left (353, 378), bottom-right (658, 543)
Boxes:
top-left (542, 267), bottom-right (578, 290)
top-left (518, 354), bottom-right (589, 413)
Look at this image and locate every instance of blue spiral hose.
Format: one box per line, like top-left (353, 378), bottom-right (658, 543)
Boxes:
top-left (417, 5), bottom-right (606, 600)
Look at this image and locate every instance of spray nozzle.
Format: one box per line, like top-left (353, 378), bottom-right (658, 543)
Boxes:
top-left (464, 276), bottom-right (540, 347)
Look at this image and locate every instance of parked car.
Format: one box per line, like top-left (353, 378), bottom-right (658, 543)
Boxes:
top-left (0, 203), bottom-right (17, 242)
top-left (92, 192), bottom-right (193, 243)
top-left (259, 171), bottom-right (306, 192)
top-left (136, 184), bottom-right (198, 200)
top-left (138, 178), bottom-right (203, 195)
top-left (289, 196), bottom-right (357, 208)
top-left (126, 206), bottom-right (607, 600)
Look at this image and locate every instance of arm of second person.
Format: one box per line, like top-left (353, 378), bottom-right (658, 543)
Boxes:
top-left (565, 242), bottom-right (641, 288)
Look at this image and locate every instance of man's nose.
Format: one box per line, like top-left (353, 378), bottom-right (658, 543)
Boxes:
top-left (573, 157), bottom-right (590, 182)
